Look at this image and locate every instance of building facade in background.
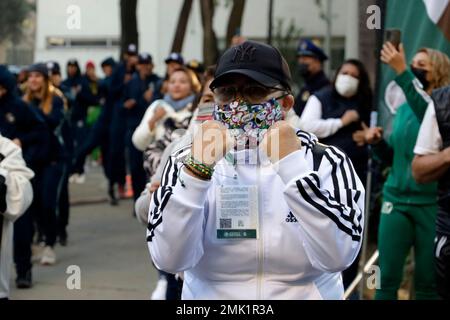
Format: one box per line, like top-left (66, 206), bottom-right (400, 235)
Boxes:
top-left (32, 0), bottom-right (358, 78)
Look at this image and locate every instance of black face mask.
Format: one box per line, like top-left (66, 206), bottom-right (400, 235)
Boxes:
top-left (411, 67), bottom-right (430, 90)
top-left (298, 63), bottom-right (312, 79)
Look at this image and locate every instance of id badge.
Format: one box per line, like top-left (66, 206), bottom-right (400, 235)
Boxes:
top-left (216, 185), bottom-right (259, 239)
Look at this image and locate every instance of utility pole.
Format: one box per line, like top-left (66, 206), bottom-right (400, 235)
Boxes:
top-left (345, 0), bottom-right (360, 59)
top-left (324, 0), bottom-right (332, 76)
top-left (268, 0), bottom-right (274, 45)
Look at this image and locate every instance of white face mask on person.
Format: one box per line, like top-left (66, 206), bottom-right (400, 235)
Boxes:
top-left (335, 74), bottom-right (359, 98)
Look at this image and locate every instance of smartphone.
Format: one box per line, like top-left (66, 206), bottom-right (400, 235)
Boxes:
top-left (384, 29), bottom-right (401, 49)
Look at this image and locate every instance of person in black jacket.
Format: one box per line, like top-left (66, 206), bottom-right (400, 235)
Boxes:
top-left (0, 65), bottom-right (49, 168)
top-left (72, 57), bottom-right (118, 204)
top-left (293, 39), bottom-right (330, 117)
top-left (69, 60), bottom-right (101, 182)
top-left (0, 64), bottom-right (50, 289)
top-left (47, 60), bottom-right (73, 245)
top-left (108, 44), bottom-right (139, 200)
top-left (23, 63), bottom-right (67, 271)
top-left (299, 59), bottom-right (373, 294)
top-left (123, 53), bottom-right (162, 203)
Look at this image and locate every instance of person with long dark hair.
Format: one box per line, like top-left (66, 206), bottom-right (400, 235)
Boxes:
top-left (298, 59), bottom-right (373, 292)
top-left (299, 59), bottom-right (372, 182)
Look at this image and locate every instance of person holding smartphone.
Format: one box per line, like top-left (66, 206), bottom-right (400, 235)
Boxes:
top-left (364, 41), bottom-right (450, 299)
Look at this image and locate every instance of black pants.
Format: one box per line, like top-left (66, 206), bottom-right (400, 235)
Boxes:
top-left (71, 119), bottom-right (90, 175)
top-left (159, 270), bottom-right (183, 300)
top-left (57, 163), bottom-right (70, 239)
top-left (108, 105), bottom-right (126, 186)
top-left (436, 233), bottom-right (450, 300)
top-left (126, 129), bottom-right (146, 201)
top-left (73, 116), bottom-right (111, 181)
top-left (14, 206), bottom-right (34, 277)
top-left (34, 163), bottom-right (63, 247)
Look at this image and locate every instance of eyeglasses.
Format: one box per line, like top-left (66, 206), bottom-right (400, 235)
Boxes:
top-left (212, 84), bottom-right (285, 104)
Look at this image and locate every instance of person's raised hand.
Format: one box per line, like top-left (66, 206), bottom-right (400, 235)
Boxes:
top-left (381, 42), bottom-right (407, 75)
top-left (148, 106), bottom-right (167, 131)
top-left (190, 120), bottom-right (233, 168)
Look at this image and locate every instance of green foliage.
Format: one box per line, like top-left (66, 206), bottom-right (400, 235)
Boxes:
top-left (272, 18), bottom-right (303, 91)
top-left (0, 0), bottom-right (33, 43)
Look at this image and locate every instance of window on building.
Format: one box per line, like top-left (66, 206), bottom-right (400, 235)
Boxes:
top-left (46, 37), bottom-right (120, 49)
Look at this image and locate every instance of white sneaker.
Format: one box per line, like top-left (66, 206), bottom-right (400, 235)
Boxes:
top-left (75, 174), bottom-right (86, 184)
top-left (69, 174), bottom-right (78, 184)
top-left (40, 246), bottom-right (56, 265)
top-left (31, 243), bottom-right (45, 263)
top-left (150, 278), bottom-right (168, 300)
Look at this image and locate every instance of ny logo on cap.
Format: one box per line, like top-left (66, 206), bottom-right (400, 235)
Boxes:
top-left (232, 43), bottom-right (256, 63)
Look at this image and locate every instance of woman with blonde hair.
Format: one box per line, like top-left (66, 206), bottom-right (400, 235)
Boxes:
top-left (364, 43), bottom-right (450, 299)
top-left (23, 63), bottom-right (67, 268)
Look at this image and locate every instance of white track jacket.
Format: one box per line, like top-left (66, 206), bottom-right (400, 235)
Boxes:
top-left (147, 130), bottom-right (365, 300)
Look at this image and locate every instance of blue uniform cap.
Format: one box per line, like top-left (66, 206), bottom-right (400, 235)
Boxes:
top-left (138, 53), bottom-right (153, 64)
top-left (46, 61), bottom-right (61, 74)
top-left (297, 39), bottom-right (328, 62)
top-left (165, 52), bottom-right (184, 65)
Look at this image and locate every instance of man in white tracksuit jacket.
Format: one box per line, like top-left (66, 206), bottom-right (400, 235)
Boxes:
top-left (0, 135), bottom-right (34, 299)
top-left (147, 41), bottom-right (365, 300)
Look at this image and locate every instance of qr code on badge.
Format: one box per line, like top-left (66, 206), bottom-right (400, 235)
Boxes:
top-left (220, 218), bottom-right (232, 229)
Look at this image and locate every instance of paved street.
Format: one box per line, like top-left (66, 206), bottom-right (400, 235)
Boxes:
top-left (9, 165), bottom-right (158, 300)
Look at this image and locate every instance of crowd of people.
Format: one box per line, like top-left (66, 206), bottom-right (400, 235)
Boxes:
top-left (0, 43), bottom-right (207, 298)
top-left (1, 35), bottom-right (450, 301)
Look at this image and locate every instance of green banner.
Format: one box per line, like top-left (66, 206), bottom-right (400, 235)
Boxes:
top-left (217, 230), bottom-right (257, 239)
top-left (378, 0), bottom-right (450, 133)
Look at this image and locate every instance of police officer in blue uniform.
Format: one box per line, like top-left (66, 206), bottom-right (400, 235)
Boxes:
top-left (47, 61), bottom-right (74, 245)
top-left (108, 44), bottom-right (139, 200)
top-left (71, 57), bottom-right (118, 204)
top-left (1, 65), bottom-right (50, 288)
top-left (294, 39), bottom-right (330, 117)
top-left (123, 53), bottom-right (162, 203)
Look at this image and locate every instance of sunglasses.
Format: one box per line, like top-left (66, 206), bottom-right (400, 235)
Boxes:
top-left (213, 84), bottom-right (286, 104)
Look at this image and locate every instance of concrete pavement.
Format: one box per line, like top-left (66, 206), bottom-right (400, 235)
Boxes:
top-left (9, 166), bottom-right (159, 300)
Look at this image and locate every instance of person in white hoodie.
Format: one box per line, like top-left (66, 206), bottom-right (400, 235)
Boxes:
top-left (147, 41), bottom-right (365, 300)
top-left (0, 134), bottom-right (34, 299)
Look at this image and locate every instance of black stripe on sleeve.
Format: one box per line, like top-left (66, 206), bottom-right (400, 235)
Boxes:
top-left (296, 179), bottom-right (360, 242)
top-left (303, 175), bottom-right (360, 233)
top-left (327, 147), bottom-right (352, 208)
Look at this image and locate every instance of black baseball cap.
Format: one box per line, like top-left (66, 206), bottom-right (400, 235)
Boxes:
top-left (46, 61), bottom-right (61, 75)
top-left (210, 41), bottom-right (292, 91)
top-left (138, 53), bottom-right (153, 64)
top-left (165, 52), bottom-right (184, 65)
top-left (127, 43), bottom-right (138, 56)
top-left (67, 59), bottom-right (79, 66)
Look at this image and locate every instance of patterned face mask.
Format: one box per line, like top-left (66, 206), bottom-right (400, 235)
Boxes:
top-left (213, 97), bottom-right (284, 147)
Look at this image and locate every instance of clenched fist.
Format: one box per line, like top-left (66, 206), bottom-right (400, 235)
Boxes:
top-left (190, 120), bottom-right (233, 168)
top-left (260, 121), bottom-right (302, 163)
